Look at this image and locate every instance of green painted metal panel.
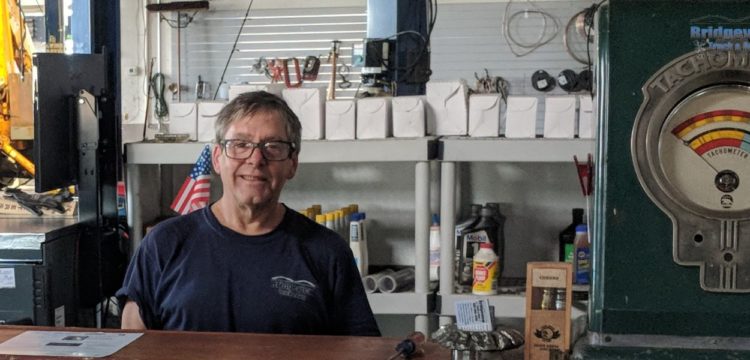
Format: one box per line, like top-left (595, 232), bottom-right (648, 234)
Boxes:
top-left (594, 0), bottom-right (750, 337)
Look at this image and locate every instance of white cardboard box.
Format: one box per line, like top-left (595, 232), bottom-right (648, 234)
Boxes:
top-left (228, 83), bottom-right (285, 101)
top-left (283, 87), bottom-right (325, 140)
top-left (543, 96), bottom-right (577, 138)
top-left (426, 81), bottom-right (468, 135)
top-left (168, 102), bottom-right (198, 140)
top-left (325, 100), bottom-right (356, 140)
top-left (392, 96), bottom-right (425, 138)
top-left (504, 96), bottom-right (538, 138)
top-left (578, 95), bottom-right (595, 138)
top-left (357, 97), bottom-right (391, 139)
top-left (197, 101), bottom-right (226, 142)
top-left (468, 94), bottom-right (502, 137)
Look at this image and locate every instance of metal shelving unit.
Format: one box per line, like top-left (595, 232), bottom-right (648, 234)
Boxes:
top-left (437, 137), bottom-right (596, 324)
top-left (124, 138), bottom-right (438, 333)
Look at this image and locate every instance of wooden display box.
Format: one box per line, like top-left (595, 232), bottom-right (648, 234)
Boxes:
top-left (524, 262), bottom-right (573, 360)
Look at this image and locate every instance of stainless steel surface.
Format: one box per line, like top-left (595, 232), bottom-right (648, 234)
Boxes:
top-left (0, 217), bottom-right (79, 234)
top-left (0, 218), bottom-right (79, 250)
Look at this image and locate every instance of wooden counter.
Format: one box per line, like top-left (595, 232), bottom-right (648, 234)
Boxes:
top-left (0, 326), bottom-right (450, 359)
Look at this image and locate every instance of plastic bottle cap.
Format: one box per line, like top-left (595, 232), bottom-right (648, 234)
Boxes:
top-left (315, 214), bottom-right (325, 223)
top-left (325, 213), bottom-right (334, 221)
top-left (432, 213), bottom-right (440, 225)
top-left (479, 242), bottom-right (493, 249)
top-left (575, 224), bottom-right (588, 232)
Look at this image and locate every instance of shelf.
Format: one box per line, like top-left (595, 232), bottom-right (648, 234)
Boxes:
top-left (125, 137), bottom-right (438, 165)
top-left (439, 137), bottom-right (596, 162)
top-left (367, 292), bottom-right (433, 315)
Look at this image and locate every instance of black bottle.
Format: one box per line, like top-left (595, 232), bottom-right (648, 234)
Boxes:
top-left (458, 206), bottom-right (499, 288)
top-left (559, 208), bottom-right (584, 262)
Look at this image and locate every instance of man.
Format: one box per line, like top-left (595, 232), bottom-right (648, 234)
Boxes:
top-left (117, 91), bottom-right (380, 336)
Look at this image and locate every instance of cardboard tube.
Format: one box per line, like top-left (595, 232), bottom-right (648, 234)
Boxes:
top-left (362, 269), bottom-right (395, 293)
top-left (378, 268), bottom-right (415, 293)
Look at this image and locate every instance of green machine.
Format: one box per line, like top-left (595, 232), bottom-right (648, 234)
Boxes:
top-left (576, 0), bottom-right (750, 358)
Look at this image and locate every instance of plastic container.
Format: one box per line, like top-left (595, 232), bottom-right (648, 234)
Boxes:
top-left (484, 202), bottom-right (507, 273)
top-left (559, 208), bottom-right (584, 262)
top-left (458, 206), bottom-right (500, 289)
top-left (573, 224), bottom-right (590, 284)
top-left (429, 213), bottom-right (441, 281)
top-left (349, 212), bottom-right (366, 276)
top-left (472, 242), bottom-right (498, 295)
top-left (454, 204), bottom-right (482, 292)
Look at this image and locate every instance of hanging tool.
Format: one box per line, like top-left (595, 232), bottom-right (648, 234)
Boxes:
top-left (574, 154), bottom-right (593, 197)
top-left (337, 64), bottom-right (351, 89)
top-left (269, 58), bottom-right (284, 84)
top-left (281, 58), bottom-right (303, 88)
top-left (302, 55), bottom-right (321, 81)
top-left (574, 154), bottom-right (594, 227)
top-left (326, 40), bottom-right (341, 100)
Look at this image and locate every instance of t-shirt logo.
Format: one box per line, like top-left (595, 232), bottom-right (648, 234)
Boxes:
top-left (270, 276), bottom-right (316, 301)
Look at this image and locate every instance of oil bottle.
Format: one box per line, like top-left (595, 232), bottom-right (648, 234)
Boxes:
top-left (559, 208), bottom-right (584, 263)
top-left (458, 206), bottom-right (500, 290)
top-left (454, 204), bottom-right (481, 293)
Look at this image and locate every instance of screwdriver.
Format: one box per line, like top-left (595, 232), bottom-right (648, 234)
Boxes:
top-left (387, 331), bottom-right (426, 360)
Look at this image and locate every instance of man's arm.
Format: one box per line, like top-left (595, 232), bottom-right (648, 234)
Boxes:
top-left (121, 300), bottom-right (147, 329)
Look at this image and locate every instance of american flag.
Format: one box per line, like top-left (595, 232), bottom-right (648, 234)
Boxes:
top-left (170, 144), bottom-right (212, 215)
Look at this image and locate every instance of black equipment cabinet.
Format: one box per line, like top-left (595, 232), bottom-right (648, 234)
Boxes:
top-left (0, 219), bottom-right (79, 326)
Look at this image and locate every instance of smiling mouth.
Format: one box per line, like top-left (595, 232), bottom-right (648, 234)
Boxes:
top-left (239, 175), bottom-right (267, 182)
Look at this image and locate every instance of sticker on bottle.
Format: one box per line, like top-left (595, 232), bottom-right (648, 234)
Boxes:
top-left (0, 268), bottom-right (16, 289)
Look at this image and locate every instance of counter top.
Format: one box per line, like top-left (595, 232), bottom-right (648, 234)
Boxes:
top-left (0, 325), bottom-right (451, 359)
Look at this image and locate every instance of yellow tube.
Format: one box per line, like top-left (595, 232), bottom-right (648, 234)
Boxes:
top-left (1, 139), bottom-right (35, 175)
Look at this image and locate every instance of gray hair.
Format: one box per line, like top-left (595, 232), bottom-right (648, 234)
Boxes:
top-left (214, 91), bottom-right (302, 153)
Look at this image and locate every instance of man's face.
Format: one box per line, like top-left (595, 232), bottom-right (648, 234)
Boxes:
top-left (211, 110), bottom-right (298, 211)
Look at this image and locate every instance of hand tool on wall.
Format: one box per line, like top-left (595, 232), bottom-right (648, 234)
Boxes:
top-left (327, 40), bottom-right (341, 100)
top-left (281, 58), bottom-right (303, 88)
top-left (302, 55), bottom-right (321, 81)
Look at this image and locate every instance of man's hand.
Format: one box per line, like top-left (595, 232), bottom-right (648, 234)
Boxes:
top-left (122, 301), bottom-right (147, 330)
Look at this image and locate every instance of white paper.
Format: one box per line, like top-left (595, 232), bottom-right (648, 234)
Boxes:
top-left (543, 96), bottom-right (577, 138)
top-left (54, 306), bottom-right (65, 327)
top-left (455, 299), bottom-right (494, 332)
top-left (228, 83), bottom-right (285, 101)
top-left (167, 102), bottom-right (198, 140)
top-left (0, 331), bottom-right (143, 358)
top-left (469, 94), bottom-right (502, 137)
top-left (426, 81), bottom-right (468, 135)
top-left (197, 102), bottom-right (225, 142)
top-left (0, 268), bottom-right (15, 289)
top-left (356, 97), bottom-right (391, 139)
top-left (325, 100), bottom-right (356, 140)
top-left (578, 95), bottom-right (595, 138)
top-left (504, 96), bottom-right (538, 138)
top-left (282, 88), bottom-right (325, 140)
top-left (392, 96), bottom-right (425, 138)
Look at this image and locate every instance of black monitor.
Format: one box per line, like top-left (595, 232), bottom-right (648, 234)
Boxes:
top-left (33, 53), bottom-right (107, 193)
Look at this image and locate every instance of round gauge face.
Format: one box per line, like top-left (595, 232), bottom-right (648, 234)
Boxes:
top-left (658, 85), bottom-right (750, 213)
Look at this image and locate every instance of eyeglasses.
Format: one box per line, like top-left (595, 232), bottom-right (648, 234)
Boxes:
top-left (220, 139), bottom-right (295, 161)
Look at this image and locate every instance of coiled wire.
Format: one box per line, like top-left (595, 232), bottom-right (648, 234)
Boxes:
top-left (149, 73), bottom-right (168, 119)
top-left (503, 0), bottom-right (560, 57)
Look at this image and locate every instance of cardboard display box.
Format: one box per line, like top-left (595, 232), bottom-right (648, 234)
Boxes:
top-left (525, 262), bottom-right (573, 360)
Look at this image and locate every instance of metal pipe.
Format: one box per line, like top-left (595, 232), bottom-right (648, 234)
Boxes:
top-left (414, 160), bottom-right (430, 293)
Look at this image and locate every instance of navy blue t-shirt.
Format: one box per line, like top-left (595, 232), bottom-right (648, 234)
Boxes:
top-left (116, 205), bottom-right (380, 336)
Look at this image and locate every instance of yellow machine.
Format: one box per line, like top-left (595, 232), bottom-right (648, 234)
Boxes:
top-left (0, 0), bottom-right (35, 176)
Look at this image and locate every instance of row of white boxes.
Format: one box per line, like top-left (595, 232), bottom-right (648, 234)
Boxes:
top-left (165, 81), bottom-right (595, 141)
